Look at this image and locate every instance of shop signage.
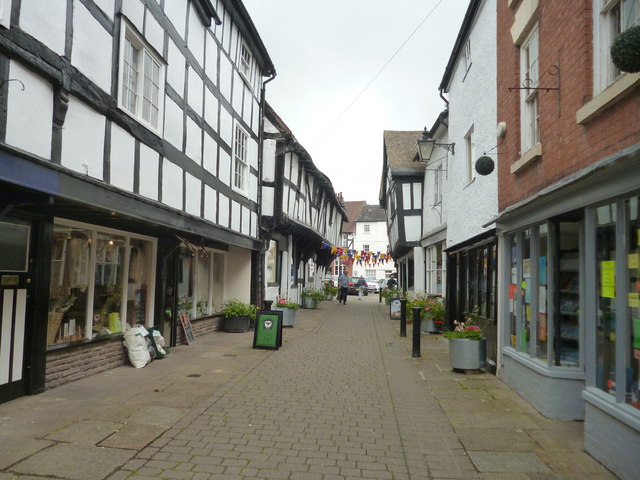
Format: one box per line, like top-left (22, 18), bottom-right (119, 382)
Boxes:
top-left (253, 310), bottom-right (283, 350)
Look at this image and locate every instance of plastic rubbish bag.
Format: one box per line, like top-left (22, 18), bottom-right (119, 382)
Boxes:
top-left (123, 327), bottom-right (151, 368)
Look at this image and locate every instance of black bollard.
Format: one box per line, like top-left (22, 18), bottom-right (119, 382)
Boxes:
top-left (412, 307), bottom-right (421, 358)
top-left (379, 288), bottom-right (382, 303)
top-left (399, 298), bottom-right (408, 337)
top-left (264, 300), bottom-right (273, 311)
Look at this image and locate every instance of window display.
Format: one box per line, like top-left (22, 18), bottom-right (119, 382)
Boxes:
top-left (626, 197), bottom-right (639, 408)
top-left (537, 224), bottom-right (548, 361)
top-left (47, 221), bottom-right (155, 347)
top-left (196, 252), bottom-right (211, 317)
top-left (595, 203), bottom-right (617, 393)
top-left (557, 220), bottom-right (581, 367)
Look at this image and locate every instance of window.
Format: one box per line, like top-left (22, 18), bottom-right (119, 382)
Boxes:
top-left (363, 244), bottom-right (370, 252)
top-left (119, 22), bottom-right (164, 130)
top-left (434, 164), bottom-right (443, 205)
top-left (265, 240), bottom-right (278, 285)
top-left (239, 41), bottom-right (253, 84)
top-left (426, 243), bottom-right (445, 295)
top-left (595, 0), bottom-right (640, 91)
top-left (233, 124), bottom-right (249, 191)
top-left (520, 25), bottom-right (539, 153)
top-left (463, 38), bottom-right (471, 73)
top-left (363, 224), bottom-right (370, 233)
top-left (47, 221), bottom-right (155, 346)
top-left (465, 127), bottom-right (475, 184)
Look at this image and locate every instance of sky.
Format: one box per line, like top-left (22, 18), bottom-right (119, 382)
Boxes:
top-left (243, 0), bottom-right (469, 205)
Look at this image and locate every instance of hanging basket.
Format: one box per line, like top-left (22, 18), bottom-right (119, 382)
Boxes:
top-left (610, 25), bottom-right (640, 74)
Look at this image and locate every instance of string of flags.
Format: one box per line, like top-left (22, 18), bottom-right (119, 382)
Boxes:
top-left (320, 242), bottom-right (393, 266)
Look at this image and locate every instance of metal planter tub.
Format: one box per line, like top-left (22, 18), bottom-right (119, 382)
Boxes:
top-left (448, 338), bottom-right (487, 371)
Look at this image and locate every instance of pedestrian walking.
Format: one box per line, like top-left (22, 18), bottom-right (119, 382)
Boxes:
top-left (387, 275), bottom-right (397, 289)
top-left (357, 275), bottom-right (367, 299)
top-left (338, 271), bottom-right (349, 304)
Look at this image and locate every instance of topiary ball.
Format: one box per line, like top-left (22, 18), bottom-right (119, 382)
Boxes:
top-left (610, 25), bottom-right (640, 74)
top-left (475, 156), bottom-right (495, 176)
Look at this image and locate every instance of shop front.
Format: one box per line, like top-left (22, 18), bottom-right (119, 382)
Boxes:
top-left (496, 150), bottom-right (640, 478)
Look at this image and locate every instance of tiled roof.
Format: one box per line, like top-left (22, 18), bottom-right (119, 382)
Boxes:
top-left (383, 130), bottom-right (425, 171)
top-left (356, 204), bottom-right (386, 222)
top-left (342, 201), bottom-right (366, 233)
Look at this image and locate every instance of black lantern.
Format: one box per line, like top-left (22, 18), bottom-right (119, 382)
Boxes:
top-left (416, 127), bottom-right (455, 162)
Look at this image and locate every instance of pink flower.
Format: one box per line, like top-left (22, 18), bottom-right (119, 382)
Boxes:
top-left (466, 325), bottom-right (480, 331)
top-left (278, 299), bottom-right (286, 305)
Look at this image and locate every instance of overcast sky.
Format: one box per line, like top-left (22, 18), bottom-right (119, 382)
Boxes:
top-left (243, 0), bottom-right (469, 205)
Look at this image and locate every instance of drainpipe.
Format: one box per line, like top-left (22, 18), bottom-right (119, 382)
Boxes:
top-left (439, 87), bottom-right (449, 108)
top-left (255, 71), bottom-right (277, 307)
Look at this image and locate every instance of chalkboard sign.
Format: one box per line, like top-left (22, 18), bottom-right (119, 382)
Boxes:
top-left (253, 310), bottom-right (283, 350)
top-left (180, 314), bottom-right (195, 345)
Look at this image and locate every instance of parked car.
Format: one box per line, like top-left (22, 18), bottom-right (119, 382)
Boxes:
top-left (348, 277), bottom-right (368, 295)
top-left (366, 278), bottom-right (380, 293)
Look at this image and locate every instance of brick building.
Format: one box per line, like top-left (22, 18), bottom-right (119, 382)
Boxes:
top-left (494, 1), bottom-right (640, 478)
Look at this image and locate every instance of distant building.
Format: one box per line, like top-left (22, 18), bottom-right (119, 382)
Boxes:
top-left (352, 204), bottom-right (393, 281)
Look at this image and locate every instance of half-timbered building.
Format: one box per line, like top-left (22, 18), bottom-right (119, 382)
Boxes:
top-left (0, 0), bottom-right (274, 403)
top-left (261, 104), bottom-right (345, 304)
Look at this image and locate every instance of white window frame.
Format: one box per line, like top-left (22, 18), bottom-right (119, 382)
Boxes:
top-left (594, 0), bottom-right (640, 93)
top-left (463, 38), bottom-right (472, 74)
top-left (465, 128), bottom-right (475, 184)
top-left (233, 123), bottom-right (249, 193)
top-left (363, 224), bottom-right (370, 233)
top-left (363, 244), bottom-right (370, 252)
top-left (118, 20), bottom-right (165, 132)
top-left (434, 163), bottom-right (443, 205)
top-left (238, 41), bottom-right (253, 85)
top-left (520, 25), bottom-right (540, 154)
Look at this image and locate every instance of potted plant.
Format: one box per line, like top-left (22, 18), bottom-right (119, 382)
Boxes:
top-left (381, 287), bottom-right (400, 305)
top-left (301, 288), bottom-right (323, 309)
top-left (221, 298), bottom-right (257, 333)
top-left (324, 284), bottom-right (338, 300)
top-left (423, 297), bottom-right (445, 333)
top-left (273, 298), bottom-right (299, 327)
top-left (611, 25), bottom-right (640, 73)
top-left (443, 307), bottom-right (486, 372)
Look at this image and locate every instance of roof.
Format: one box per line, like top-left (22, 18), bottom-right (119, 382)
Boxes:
top-left (439, 0), bottom-right (482, 93)
top-left (382, 131), bottom-right (425, 171)
top-left (342, 201), bottom-right (366, 233)
top-left (356, 204), bottom-right (386, 222)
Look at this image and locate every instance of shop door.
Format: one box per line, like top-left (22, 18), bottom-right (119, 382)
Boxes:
top-left (0, 219), bottom-right (31, 403)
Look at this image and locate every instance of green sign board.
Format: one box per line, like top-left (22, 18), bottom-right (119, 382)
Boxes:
top-left (253, 310), bottom-right (283, 350)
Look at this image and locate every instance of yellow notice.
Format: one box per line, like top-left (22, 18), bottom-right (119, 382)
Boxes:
top-left (629, 293), bottom-right (640, 308)
top-left (629, 253), bottom-right (640, 269)
top-left (601, 261), bottom-right (615, 298)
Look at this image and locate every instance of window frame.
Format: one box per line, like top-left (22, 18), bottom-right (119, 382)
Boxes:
top-left (118, 20), bottom-right (165, 132)
top-left (233, 122), bottom-right (250, 193)
top-left (238, 40), bottom-right (253, 86)
top-left (520, 25), bottom-right (540, 154)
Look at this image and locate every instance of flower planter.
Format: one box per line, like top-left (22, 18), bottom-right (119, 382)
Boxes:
top-left (421, 317), bottom-right (439, 333)
top-left (223, 315), bottom-right (251, 333)
top-left (274, 307), bottom-right (296, 327)
top-left (302, 297), bottom-right (317, 309)
top-left (448, 338), bottom-right (487, 371)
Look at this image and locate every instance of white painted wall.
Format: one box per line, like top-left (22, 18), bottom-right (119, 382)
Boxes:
top-left (61, 96), bottom-right (105, 180)
top-left (72, 1), bottom-right (112, 93)
top-left (444, 0), bottom-right (498, 248)
top-left (5, 61), bottom-right (53, 160)
top-left (352, 220), bottom-right (390, 279)
top-left (19, 0), bottom-right (66, 55)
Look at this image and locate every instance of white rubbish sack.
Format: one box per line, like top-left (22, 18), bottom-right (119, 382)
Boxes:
top-left (123, 327), bottom-right (151, 368)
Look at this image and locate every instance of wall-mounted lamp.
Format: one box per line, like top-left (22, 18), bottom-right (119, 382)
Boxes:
top-left (416, 127), bottom-right (455, 162)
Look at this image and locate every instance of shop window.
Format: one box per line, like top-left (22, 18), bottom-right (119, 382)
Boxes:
top-left (509, 234), bottom-right (519, 348)
top-left (521, 229), bottom-right (532, 354)
top-left (596, 202), bottom-right (617, 392)
top-left (177, 248), bottom-right (194, 318)
top-left (196, 252), bottom-right (211, 317)
top-left (47, 221), bottom-right (155, 346)
top-left (626, 196), bottom-right (640, 408)
top-left (537, 224), bottom-right (549, 361)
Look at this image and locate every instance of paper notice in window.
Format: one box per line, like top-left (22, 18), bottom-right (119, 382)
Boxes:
top-left (629, 253), bottom-right (639, 269)
top-left (601, 261), bottom-right (615, 298)
top-left (629, 293), bottom-right (640, 309)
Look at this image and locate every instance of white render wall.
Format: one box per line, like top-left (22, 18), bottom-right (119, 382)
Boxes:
top-left (444, 0), bottom-right (498, 248)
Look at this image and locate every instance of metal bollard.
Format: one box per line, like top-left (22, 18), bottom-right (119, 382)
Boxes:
top-left (379, 288), bottom-right (382, 303)
top-left (399, 298), bottom-right (407, 337)
top-left (412, 307), bottom-right (421, 358)
top-left (264, 300), bottom-right (273, 311)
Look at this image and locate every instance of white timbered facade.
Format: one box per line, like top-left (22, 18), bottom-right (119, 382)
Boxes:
top-left (0, 0), bottom-right (274, 402)
top-left (262, 104), bottom-right (345, 304)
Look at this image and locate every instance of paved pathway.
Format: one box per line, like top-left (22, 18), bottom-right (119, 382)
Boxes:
top-left (0, 297), bottom-right (618, 479)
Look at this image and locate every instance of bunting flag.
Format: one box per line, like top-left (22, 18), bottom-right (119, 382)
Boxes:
top-left (318, 241), bottom-right (393, 266)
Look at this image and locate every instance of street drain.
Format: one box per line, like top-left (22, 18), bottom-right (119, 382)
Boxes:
top-left (187, 374), bottom-right (201, 378)
top-left (223, 353), bottom-right (237, 357)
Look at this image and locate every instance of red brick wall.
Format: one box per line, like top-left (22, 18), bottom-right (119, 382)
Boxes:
top-left (45, 315), bottom-right (224, 390)
top-left (497, 0), bottom-right (640, 211)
